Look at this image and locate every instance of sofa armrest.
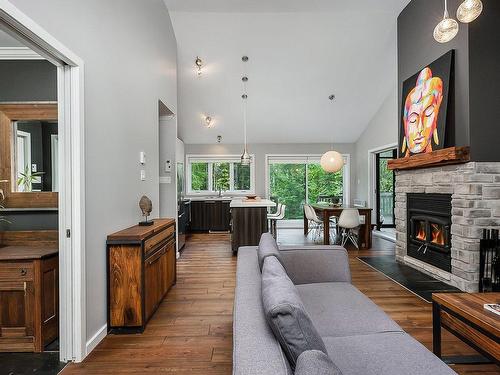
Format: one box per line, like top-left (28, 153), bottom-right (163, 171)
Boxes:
top-left (278, 246), bottom-right (351, 285)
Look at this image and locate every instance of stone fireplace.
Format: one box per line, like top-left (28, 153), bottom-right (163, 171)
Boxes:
top-left (395, 162), bottom-right (500, 292)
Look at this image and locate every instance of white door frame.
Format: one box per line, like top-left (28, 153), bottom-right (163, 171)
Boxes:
top-left (367, 143), bottom-right (398, 223)
top-left (0, 0), bottom-right (86, 362)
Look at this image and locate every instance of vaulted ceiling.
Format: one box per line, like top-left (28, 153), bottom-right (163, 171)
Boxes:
top-left (164, 0), bottom-right (410, 144)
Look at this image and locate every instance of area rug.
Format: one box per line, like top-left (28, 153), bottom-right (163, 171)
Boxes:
top-left (357, 256), bottom-right (460, 303)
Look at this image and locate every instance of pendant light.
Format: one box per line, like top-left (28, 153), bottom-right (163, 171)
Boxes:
top-left (434, 0), bottom-right (459, 43)
top-left (457, 0), bottom-right (483, 23)
top-left (320, 95), bottom-right (344, 173)
top-left (240, 56), bottom-right (251, 166)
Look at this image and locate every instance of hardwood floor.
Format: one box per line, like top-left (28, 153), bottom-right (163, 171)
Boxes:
top-left (62, 231), bottom-right (499, 375)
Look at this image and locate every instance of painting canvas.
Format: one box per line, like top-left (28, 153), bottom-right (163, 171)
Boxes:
top-left (400, 50), bottom-right (453, 157)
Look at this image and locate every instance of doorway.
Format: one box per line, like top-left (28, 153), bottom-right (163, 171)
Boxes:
top-left (375, 148), bottom-right (396, 230)
top-left (0, 1), bottom-right (85, 365)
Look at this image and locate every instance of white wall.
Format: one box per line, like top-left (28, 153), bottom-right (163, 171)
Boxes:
top-left (353, 89), bottom-right (398, 204)
top-left (9, 0), bottom-right (178, 344)
top-left (185, 142), bottom-right (356, 202)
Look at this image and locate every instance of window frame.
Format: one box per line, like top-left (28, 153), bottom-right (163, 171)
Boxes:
top-left (265, 154), bottom-right (350, 206)
top-left (186, 154), bottom-right (256, 195)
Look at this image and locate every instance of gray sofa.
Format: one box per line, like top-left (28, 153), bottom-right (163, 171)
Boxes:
top-left (233, 244), bottom-right (457, 375)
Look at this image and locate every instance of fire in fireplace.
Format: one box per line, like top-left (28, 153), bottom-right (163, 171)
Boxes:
top-left (407, 193), bottom-right (452, 272)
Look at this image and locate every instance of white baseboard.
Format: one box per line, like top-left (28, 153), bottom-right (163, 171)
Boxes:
top-left (85, 323), bottom-right (107, 355)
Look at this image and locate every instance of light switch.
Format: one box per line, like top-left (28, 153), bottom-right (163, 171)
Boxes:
top-left (165, 160), bottom-right (172, 172)
top-left (32, 164), bottom-right (37, 172)
top-left (140, 170), bottom-right (146, 181)
top-left (139, 151), bottom-right (146, 165)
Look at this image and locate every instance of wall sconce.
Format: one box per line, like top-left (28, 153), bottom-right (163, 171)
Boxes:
top-left (195, 56), bottom-right (203, 76)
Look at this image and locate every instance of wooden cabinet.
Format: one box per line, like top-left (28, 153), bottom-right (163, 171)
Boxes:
top-left (190, 200), bottom-right (231, 232)
top-left (107, 219), bottom-right (176, 333)
top-left (0, 247), bottom-right (59, 352)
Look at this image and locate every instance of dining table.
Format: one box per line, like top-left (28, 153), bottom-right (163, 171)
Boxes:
top-left (304, 204), bottom-right (373, 249)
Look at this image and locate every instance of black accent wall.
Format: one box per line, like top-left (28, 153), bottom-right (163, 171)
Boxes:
top-left (398, 0), bottom-right (500, 161)
top-left (0, 60), bottom-right (57, 102)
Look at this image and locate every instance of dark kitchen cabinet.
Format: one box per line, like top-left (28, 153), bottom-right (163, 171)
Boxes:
top-left (190, 200), bottom-right (231, 232)
top-left (190, 201), bottom-right (210, 231)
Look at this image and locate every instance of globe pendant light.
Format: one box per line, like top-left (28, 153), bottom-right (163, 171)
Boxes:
top-left (321, 150), bottom-right (344, 173)
top-left (321, 95), bottom-right (344, 173)
top-left (434, 0), bottom-right (459, 43)
top-left (457, 0), bottom-right (483, 23)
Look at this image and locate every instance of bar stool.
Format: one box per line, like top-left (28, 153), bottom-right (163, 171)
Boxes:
top-left (269, 205), bottom-right (286, 240)
top-left (267, 203), bottom-right (283, 230)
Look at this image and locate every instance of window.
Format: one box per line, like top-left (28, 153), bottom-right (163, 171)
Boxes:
top-left (266, 155), bottom-right (349, 220)
top-left (187, 155), bottom-right (255, 194)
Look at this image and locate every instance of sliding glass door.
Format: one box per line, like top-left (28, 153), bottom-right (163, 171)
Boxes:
top-left (375, 149), bottom-right (396, 229)
top-left (267, 155), bottom-right (346, 221)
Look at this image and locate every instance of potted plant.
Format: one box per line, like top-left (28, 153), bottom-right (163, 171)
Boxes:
top-left (17, 165), bottom-right (45, 192)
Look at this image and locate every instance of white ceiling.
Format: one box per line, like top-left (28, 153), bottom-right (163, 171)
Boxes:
top-left (165, 0), bottom-right (410, 144)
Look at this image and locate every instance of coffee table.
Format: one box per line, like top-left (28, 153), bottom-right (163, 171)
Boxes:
top-left (432, 292), bottom-right (500, 365)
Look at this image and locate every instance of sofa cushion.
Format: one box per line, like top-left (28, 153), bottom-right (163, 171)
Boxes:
top-left (262, 256), bottom-right (327, 370)
top-left (322, 332), bottom-right (457, 375)
top-left (296, 282), bottom-right (402, 337)
top-left (234, 247), bottom-right (292, 375)
top-left (295, 350), bottom-right (343, 375)
top-left (258, 232), bottom-right (283, 271)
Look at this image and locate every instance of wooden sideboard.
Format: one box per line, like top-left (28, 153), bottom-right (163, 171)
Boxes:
top-left (0, 246), bottom-right (59, 352)
top-left (106, 218), bottom-right (176, 333)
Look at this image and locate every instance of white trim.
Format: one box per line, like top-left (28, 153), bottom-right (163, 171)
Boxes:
top-left (85, 323), bottom-right (107, 355)
top-left (0, 0), bottom-right (86, 363)
top-left (367, 143), bottom-right (397, 223)
top-left (0, 46), bottom-right (42, 59)
top-left (264, 153), bottom-right (351, 207)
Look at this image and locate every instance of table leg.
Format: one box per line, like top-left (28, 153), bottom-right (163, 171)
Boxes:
top-left (324, 212), bottom-right (330, 245)
top-left (433, 301), bottom-right (442, 358)
top-left (365, 212), bottom-right (372, 249)
top-left (304, 210), bottom-right (308, 236)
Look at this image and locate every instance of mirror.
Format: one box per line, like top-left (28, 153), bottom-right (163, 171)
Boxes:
top-left (0, 103), bottom-right (58, 208)
top-left (13, 121), bottom-right (58, 192)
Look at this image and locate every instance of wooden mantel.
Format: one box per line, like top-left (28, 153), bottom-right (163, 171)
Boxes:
top-left (388, 146), bottom-right (470, 171)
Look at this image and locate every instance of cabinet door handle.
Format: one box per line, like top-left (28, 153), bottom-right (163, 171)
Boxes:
top-left (24, 281), bottom-right (27, 295)
top-left (20, 268), bottom-right (27, 276)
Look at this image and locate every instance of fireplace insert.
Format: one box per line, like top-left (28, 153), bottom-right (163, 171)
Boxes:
top-left (407, 193), bottom-right (452, 272)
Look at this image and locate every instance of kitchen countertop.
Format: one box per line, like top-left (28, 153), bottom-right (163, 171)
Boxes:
top-left (230, 199), bottom-right (276, 208)
top-left (186, 196), bottom-right (234, 201)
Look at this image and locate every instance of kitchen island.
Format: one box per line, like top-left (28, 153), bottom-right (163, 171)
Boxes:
top-left (230, 198), bottom-right (276, 254)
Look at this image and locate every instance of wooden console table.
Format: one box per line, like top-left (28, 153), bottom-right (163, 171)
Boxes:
top-left (107, 218), bottom-right (176, 333)
top-left (432, 292), bottom-right (500, 365)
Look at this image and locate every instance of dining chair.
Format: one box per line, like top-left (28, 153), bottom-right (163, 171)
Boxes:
top-left (304, 204), bottom-right (324, 242)
top-left (338, 208), bottom-right (361, 249)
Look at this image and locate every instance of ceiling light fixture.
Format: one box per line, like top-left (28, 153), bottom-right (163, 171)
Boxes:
top-left (204, 115), bottom-right (213, 128)
top-left (434, 0), bottom-right (459, 43)
top-left (320, 95), bottom-right (344, 173)
top-left (195, 56), bottom-right (203, 76)
top-left (457, 0), bottom-right (483, 23)
top-left (240, 56), bottom-right (251, 166)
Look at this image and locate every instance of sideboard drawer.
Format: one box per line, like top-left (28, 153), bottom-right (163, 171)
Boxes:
top-left (0, 262), bottom-right (34, 281)
top-left (144, 225), bottom-right (174, 255)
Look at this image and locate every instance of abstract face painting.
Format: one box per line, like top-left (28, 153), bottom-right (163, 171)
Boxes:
top-left (399, 50), bottom-right (453, 158)
top-left (402, 67), bottom-right (443, 156)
